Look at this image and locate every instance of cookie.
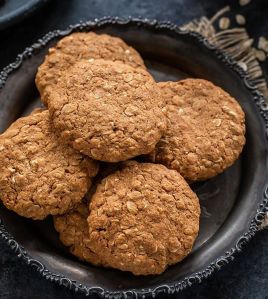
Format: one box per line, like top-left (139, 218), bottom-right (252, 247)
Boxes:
top-left (54, 201), bottom-right (103, 266)
top-left (153, 79), bottom-right (246, 181)
top-left (87, 161), bottom-right (200, 275)
top-left (53, 162), bottom-right (120, 265)
top-left (0, 109), bottom-right (99, 220)
top-left (46, 59), bottom-right (166, 162)
top-left (36, 32), bottom-right (146, 103)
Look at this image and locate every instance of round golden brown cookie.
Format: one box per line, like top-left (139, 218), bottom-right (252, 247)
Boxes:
top-left (46, 59), bottom-right (166, 162)
top-left (153, 79), bottom-right (246, 181)
top-left (53, 201), bottom-right (103, 266)
top-left (0, 109), bottom-right (99, 220)
top-left (87, 161), bottom-right (200, 275)
top-left (36, 32), bottom-right (146, 104)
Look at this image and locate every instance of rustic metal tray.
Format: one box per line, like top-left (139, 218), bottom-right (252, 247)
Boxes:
top-left (0, 18), bottom-right (267, 298)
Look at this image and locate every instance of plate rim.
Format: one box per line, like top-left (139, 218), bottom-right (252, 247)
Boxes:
top-left (0, 16), bottom-right (268, 299)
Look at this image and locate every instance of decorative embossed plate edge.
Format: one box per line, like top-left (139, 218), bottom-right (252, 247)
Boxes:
top-left (0, 17), bottom-right (268, 299)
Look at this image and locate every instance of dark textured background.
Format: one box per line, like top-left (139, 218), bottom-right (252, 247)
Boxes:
top-left (0, 0), bottom-right (268, 298)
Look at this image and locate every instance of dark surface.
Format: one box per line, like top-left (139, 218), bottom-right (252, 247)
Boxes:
top-left (2, 18), bottom-right (268, 297)
top-left (1, 229), bottom-right (268, 299)
top-left (0, 0), bottom-right (50, 30)
top-left (0, 0), bottom-right (268, 298)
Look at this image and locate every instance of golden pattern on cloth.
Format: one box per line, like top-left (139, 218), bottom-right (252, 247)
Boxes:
top-left (181, 5), bottom-right (268, 101)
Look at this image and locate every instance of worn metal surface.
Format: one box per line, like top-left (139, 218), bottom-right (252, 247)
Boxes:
top-left (0, 17), bottom-right (268, 299)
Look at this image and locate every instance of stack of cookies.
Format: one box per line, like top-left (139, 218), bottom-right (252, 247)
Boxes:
top-left (0, 32), bottom-right (246, 275)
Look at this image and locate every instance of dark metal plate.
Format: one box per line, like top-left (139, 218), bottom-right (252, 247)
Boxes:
top-left (0, 18), bottom-right (268, 298)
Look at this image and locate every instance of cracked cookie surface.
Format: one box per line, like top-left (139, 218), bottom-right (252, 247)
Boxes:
top-left (153, 79), bottom-right (246, 181)
top-left (36, 32), bottom-right (146, 104)
top-left (0, 109), bottom-right (99, 220)
top-left (54, 201), bottom-right (103, 266)
top-left (87, 161), bottom-right (200, 275)
top-left (46, 59), bottom-right (166, 162)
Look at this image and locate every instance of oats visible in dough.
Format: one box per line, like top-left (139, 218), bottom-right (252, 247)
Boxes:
top-left (54, 201), bottom-right (103, 266)
top-left (151, 79), bottom-right (245, 181)
top-left (87, 161), bottom-right (200, 275)
top-left (36, 32), bottom-right (146, 104)
top-left (46, 59), bottom-right (166, 162)
top-left (0, 109), bottom-right (98, 220)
